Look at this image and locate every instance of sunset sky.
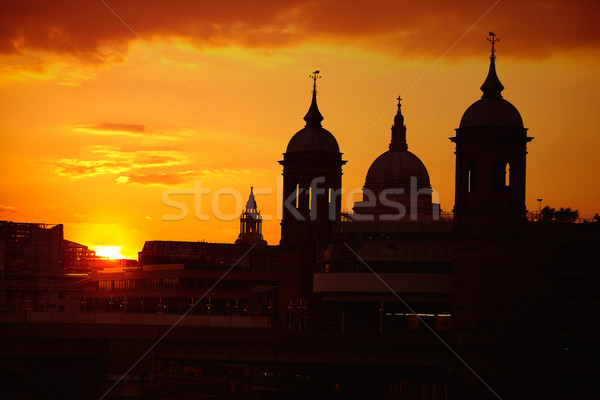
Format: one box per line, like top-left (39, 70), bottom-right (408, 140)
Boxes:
top-left (1, 0), bottom-right (599, 259)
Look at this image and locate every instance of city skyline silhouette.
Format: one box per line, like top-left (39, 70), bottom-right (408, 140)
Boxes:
top-left (0, 1), bottom-right (599, 258)
top-left (1, 3), bottom-right (600, 399)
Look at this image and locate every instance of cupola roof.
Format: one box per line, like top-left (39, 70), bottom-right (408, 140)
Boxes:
top-left (286, 71), bottom-right (340, 154)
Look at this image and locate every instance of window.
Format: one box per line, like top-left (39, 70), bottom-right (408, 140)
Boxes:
top-left (467, 158), bottom-right (476, 193)
top-left (493, 158), bottom-right (510, 192)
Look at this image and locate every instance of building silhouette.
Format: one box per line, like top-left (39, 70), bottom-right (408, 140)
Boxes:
top-left (235, 187), bottom-right (267, 245)
top-left (1, 35), bottom-right (600, 400)
top-left (354, 96), bottom-right (437, 221)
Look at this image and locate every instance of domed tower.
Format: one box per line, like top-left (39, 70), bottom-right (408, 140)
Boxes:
top-left (279, 72), bottom-right (346, 326)
top-left (451, 33), bottom-right (532, 233)
top-left (236, 187), bottom-right (267, 245)
top-left (354, 98), bottom-right (436, 221)
top-left (279, 71), bottom-right (346, 246)
top-left (450, 35), bottom-right (539, 399)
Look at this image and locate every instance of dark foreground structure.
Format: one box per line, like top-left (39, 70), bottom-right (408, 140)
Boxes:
top-left (2, 37), bottom-right (600, 400)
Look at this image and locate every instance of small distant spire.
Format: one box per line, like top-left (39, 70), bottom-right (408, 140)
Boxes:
top-left (481, 32), bottom-right (504, 98)
top-left (304, 70), bottom-right (324, 127)
top-left (237, 185), bottom-right (266, 245)
top-left (389, 96), bottom-right (408, 151)
top-left (246, 186), bottom-right (257, 215)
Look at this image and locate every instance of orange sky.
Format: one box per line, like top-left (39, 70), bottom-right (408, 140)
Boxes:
top-left (1, 0), bottom-right (599, 258)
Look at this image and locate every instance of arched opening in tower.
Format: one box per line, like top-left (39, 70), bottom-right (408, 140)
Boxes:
top-left (493, 158), bottom-right (510, 192)
top-left (467, 158), bottom-right (476, 193)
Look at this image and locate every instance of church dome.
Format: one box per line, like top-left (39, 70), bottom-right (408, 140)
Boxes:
top-left (364, 99), bottom-right (431, 189)
top-left (460, 98), bottom-right (523, 129)
top-left (459, 44), bottom-right (524, 129)
top-left (286, 77), bottom-right (340, 154)
top-left (365, 150), bottom-right (430, 188)
top-left (286, 126), bottom-right (340, 153)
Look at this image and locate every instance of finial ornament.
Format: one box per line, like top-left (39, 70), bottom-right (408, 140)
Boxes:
top-left (487, 32), bottom-right (499, 58)
top-left (390, 95), bottom-right (407, 151)
top-left (309, 70), bottom-right (321, 92)
top-left (303, 70), bottom-right (324, 126)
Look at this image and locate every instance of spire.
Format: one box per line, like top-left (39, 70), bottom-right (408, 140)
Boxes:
top-left (246, 186), bottom-right (258, 216)
top-left (304, 70), bottom-right (324, 127)
top-left (236, 186), bottom-right (266, 245)
top-left (389, 96), bottom-right (408, 151)
top-left (480, 32), bottom-right (504, 98)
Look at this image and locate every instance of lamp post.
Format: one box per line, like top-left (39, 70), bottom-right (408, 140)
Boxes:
top-left (537, 198), bottom-right (543, 219)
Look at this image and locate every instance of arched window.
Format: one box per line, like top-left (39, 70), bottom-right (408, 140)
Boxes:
top-left (467, 158), bottom-right (476, 193)
top-left (493, 158), bottom-right (510, 192)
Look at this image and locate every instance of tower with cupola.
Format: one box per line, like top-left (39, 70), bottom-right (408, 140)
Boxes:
top-left (451, 33), bottom-right (532, 234)
top-left (278, 72), bottom-right (346, 326)
top-left (279, 71), bottom-right (346, 246)
top-left (450, 34), bottom-right (539, 399)
top-left (236, 187), bottom-right (267, 245)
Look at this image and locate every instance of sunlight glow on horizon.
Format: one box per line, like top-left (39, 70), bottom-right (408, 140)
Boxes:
top-left (90, 245), bottom-right (129, 260)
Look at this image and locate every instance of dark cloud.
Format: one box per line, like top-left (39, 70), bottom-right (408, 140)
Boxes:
top-left (90, 123), bottom-right (146, 133)
top-left (0, 0), bottom-right (597, 63)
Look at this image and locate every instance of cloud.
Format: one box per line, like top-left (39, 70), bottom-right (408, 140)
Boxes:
top-left (0, 0), bottom-right (598, 64)
top-left (0, 205), bottom-right (18, 214)
top-left (87, 123), bottom-right (146, 133)
top-left (199, 168), bottom-right (246, 178)
top-left (73, 123), bottom-right (185, 140)
top-left (117, 171), bottom-right (197, 186)
top-left (114, 167), bottom-right (270, 187)
top-left (52, 145), bottom-right (190, 180)
top-left (0, 54), bottom-right (98, 84)
top-left (53, 158), bottom-right (123, 179)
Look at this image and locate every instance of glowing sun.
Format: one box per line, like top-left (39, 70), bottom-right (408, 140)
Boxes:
top-left (91, 246), bottom-right (127, 260)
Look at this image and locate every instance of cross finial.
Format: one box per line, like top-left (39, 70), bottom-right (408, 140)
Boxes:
top-left (309, 70), bottom-right (321, 92)
top-left (397, 96), bottom-right (402, 106)
top-left (487, 32), bottom-right (499, 58)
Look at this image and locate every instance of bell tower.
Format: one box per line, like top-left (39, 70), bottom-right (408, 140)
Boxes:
top-left (450, 35), bottom-right (539, 399)
top-left (451, 33), bottom-right (532, 234)
top-left (236, 187), bottom-right (267, 245)
top-left (278, 72), bottom-right (346, 327)
top-left (279, 71), bottom-right (346, 247)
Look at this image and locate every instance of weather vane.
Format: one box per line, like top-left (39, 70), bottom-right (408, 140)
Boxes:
top-left (487, 32), bottom-right (499, 58)
top-left (309, 70), bottom-right (321, 92)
